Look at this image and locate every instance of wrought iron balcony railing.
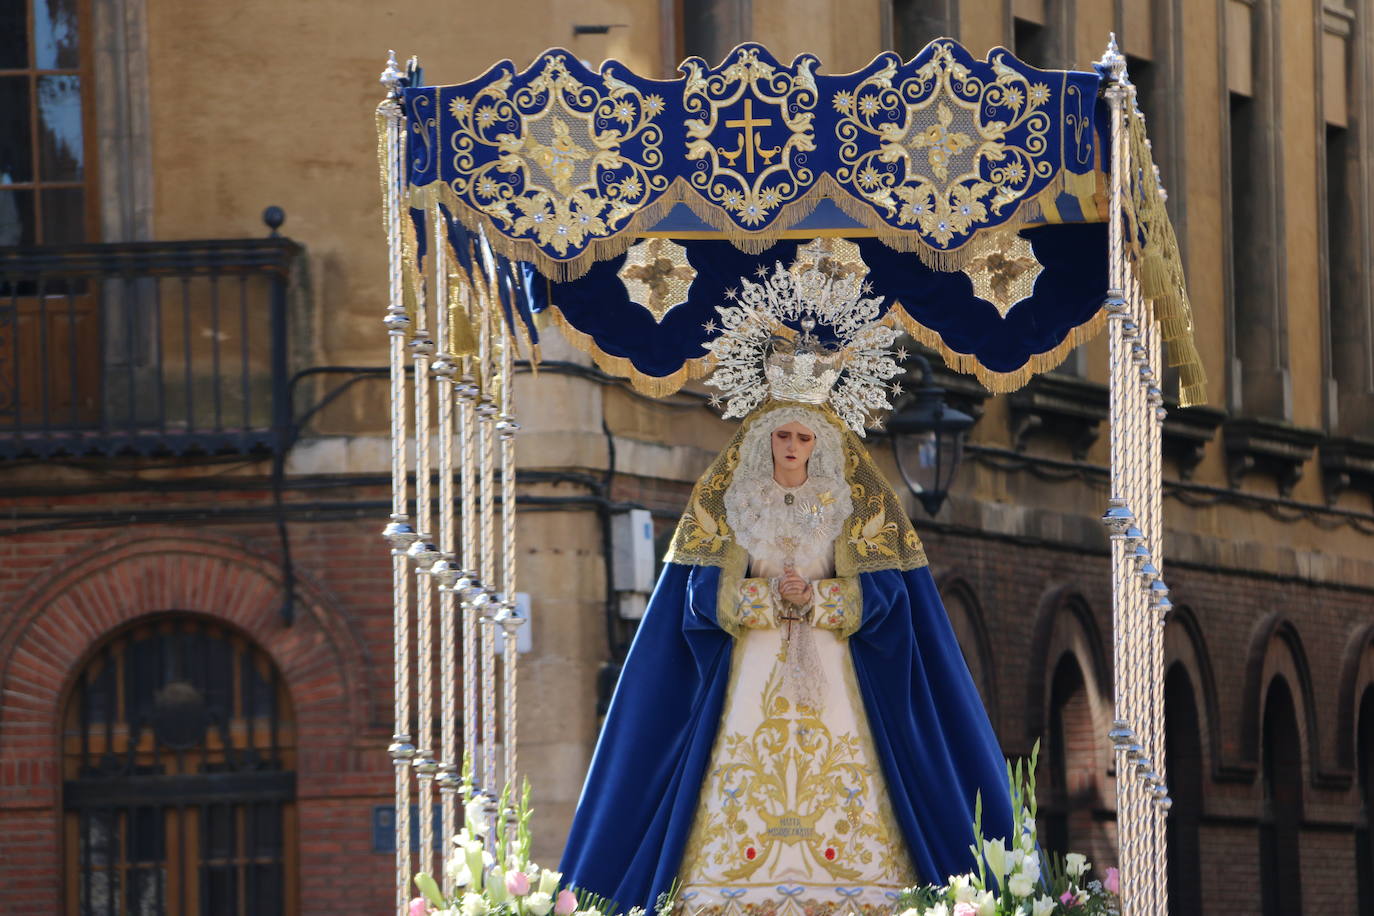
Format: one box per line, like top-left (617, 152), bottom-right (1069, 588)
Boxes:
top-left (0, 233), bottom-right (300, 460)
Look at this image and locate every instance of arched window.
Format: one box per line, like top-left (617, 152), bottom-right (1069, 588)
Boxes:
top-left (62, 616), bottom-right (297, 915)
top-left (1164, 663), bottom-right (1203, 915)
top-left (1259, 678), bottom-right (1303, 916)
top-left (1040, 653), bottom-right (1096, 857)
top-left (1356, 684), bottom-right (1374, 916)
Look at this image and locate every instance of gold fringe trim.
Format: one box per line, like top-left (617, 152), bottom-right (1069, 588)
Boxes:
top-left (406, 164), bottom-right (1107, 284)
top-left (886, 301), bottom-right (1107, 393)
top-left (541, 301), bottom-right (710, 397)
top-left (1124, 104), bottom-right (1208, 407)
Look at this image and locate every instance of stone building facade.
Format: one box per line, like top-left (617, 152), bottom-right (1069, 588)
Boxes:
top-left (1, 1), bottom-right (1371, 915)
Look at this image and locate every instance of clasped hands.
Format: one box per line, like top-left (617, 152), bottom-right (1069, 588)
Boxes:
top-left (777, 566), bottom-right (813, 608)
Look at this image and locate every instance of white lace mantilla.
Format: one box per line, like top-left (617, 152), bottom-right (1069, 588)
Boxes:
top-left (724, 405), bottom-right (851, 574)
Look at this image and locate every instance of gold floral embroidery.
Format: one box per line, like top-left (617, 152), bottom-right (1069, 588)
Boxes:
top-left (439, 54), bottom-right (668, 257)
top-left (678, 667), bottom-right (911, 887)
top-left (722, 578), bottom-right (777, 632)
top-left (834, 42), bottom-right (1055, 248)
top-left (812, 578), bottom-right (861, 637)
top-left (960, 228), bottom-right (1043, 318)
top-left (618, 238), bottom-right (698, 322)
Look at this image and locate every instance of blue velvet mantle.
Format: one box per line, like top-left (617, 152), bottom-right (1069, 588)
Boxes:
top-left (559, 563), bottom-right (1015, 909)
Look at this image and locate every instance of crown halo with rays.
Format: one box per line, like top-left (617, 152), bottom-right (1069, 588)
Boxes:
top-left (704, 250), bottom-right (904, 435)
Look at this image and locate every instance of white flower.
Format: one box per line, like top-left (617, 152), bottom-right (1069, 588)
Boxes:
top-left (1007, 872), bottom-right (1035, 898)
top-left (982, 838), bottom-right (1010, 882)
top-left (1031, 895), bottom-right (1056, 916)
top-left (460, 892), bottom-right (490, 916)
top-left (974, 890), bottom-right (996, 916)
top-left (1065, 852), bottom-right (1089, 878)
top-left (948, 874), bottom-right (976, 904)
top-left (446, 856), bottom-right (473, 887)
top-left (487, 867), bottom-right (509, 904)
top-left (1018, 852), bottom-right (1041, 883)
top-left (898, 908), bottom-right (920, 916)
top-left (526, 892), bottom-right (554, 916)
top-left (538, 870), bottom-right (562, 896)
top-left (465, 797), bottom-right (490, 836)
top-left (927, 905), bottom-right (949, 916)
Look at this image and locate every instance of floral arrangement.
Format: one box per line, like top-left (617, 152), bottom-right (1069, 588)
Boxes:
top-left (408, 779), bottom-right (676, 916)
top-left (407, 745), bottom-right (1116, 916)
top-left (893, 744), bottom-right (1119, 916)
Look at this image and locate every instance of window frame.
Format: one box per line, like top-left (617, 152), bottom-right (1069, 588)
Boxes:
top-left (0, 0), bottom-right (101, 246)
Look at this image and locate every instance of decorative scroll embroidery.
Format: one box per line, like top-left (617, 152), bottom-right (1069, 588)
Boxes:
top-left (407, 43), bottom-right (1103, 275)
top-left (811, 578), bottom-right (861, 637)
top-left (430, 53), bottom-right (669, 259)
top-left (833, 42), bottom-right (1057, 249)
top-left (618, 238), bottom-right (697, 322)
top-left (682, 46), bottom-right (818, 231)
top-left (726, 577), bottom-right (777, 631)
top-left (678, 667), bottom-right (912, 888)
top-left (959, 228), bottom-right (1043, 317)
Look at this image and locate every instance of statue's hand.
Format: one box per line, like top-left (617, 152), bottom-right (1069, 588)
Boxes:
top-left (778, 571), bottom-right (812, 606)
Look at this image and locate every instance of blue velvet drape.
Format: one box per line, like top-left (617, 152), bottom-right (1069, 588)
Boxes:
top-left (559, 563), bottom-right (1014, 909)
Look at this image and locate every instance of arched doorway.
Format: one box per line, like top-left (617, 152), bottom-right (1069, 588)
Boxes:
top-left (1356, 684), bottom-right (1374, 916)
top-left (1259, 677), bottom-right (1303, 916)
top-left (61, 615), bottom-right (298, 915)
top-left (1164, 663), bottom-right (1203, 915)
top-left (1041, 652), bottom-right (1097, 857)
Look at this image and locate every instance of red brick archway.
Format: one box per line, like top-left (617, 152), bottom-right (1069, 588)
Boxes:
top-left (0, 528), bottom-right (379, 916)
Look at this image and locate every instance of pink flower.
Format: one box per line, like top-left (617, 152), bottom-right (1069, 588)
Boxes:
top-left (554, 889), bottom-right (578, 916)
top-left (409, 898), bottom-right (431, 916)
top-left (953, 904), bottom-right (977, 916)
top-left (1105, 867), bottom-right (1120, 894)
top-left (1060, 890), bottom-right (1078, 907)
top-left (506, 871), bottom-right (531, 897)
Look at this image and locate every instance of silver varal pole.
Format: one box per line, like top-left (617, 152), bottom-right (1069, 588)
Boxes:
top-left (1096, 34), bottom-right (1140, 916)
top-left (497, 268), bottom-right (524, 836)
top-left (477, 244), bottom-right (501, 839)
top-left (429, 202), bottom-right (463, 890)
top-left (379, 50), bottom-right (417, 916)
top-left (409, 217), bottom-right (439, 880)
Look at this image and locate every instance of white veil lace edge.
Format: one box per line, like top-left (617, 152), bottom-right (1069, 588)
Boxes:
top-left (723, 404), bottom-right (853, 563)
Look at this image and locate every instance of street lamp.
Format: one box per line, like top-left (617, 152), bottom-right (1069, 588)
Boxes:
top-left (887, 354), bottom-right (975, 516)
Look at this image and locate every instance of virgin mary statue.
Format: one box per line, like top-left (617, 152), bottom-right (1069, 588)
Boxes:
top-left (558, 254), bottom-right (1015, 916)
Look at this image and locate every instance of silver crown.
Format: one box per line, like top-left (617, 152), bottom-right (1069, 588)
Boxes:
top-left (705, 253), bottom-right (902, 434)
top-left (763, 319), bottom-right (844, 404)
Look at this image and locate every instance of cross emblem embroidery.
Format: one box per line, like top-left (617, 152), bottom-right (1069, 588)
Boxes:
top-left (719, 98), bottom-right (781, 173)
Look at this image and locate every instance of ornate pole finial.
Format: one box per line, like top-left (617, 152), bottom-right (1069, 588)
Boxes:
top-left (1097, 33), bottom-right (1127, 84)
top-left (380, 49), bottom-right (403, 96)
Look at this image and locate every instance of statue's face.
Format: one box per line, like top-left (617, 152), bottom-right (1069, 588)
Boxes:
top-left (771, 421), bottom-right (817, 475)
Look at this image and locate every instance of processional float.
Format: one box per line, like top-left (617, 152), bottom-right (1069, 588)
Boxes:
top-left (375, 34), bottom-right (1204, 916)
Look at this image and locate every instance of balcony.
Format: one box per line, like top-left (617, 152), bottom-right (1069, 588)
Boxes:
top-left (0, 234), bottom-right (300, 460)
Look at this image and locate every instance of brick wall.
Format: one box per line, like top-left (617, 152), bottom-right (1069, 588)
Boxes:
top-left (1, 477), bottom-right (1371, 913)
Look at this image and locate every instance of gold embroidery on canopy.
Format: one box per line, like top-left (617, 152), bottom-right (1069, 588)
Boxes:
top-left (619, 238), bottom-right (698, 323)
top-left (791, 238), bottom-right (867, 281)
top-left (441, 54), bottom-right (669, 258)
top-left (683, 47), bottom-right (818, 229)
top-left (960, 228), bottom-right (1044, 318)
top-left (834, 42), bottom-right (1055, 247)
